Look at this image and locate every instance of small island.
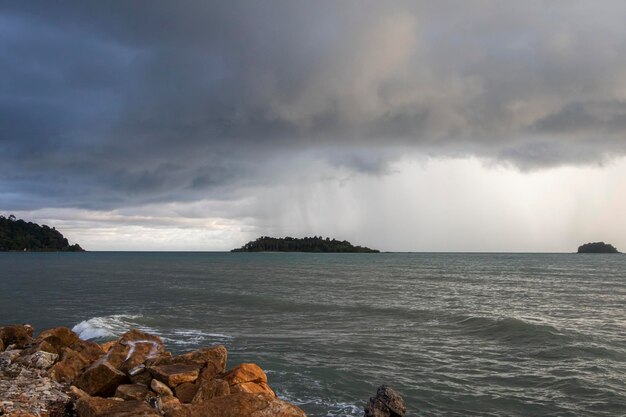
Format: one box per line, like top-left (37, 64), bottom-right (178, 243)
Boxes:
top-left (232, 236), bottom-right (379, 253)
top-left (0, 214), bottom-right (84, 252)
top-left (577, 242), bottom-right (620, 254)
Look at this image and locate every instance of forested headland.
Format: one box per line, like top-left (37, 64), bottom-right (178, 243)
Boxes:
top-left (0, 215), bottom-right (84, 252)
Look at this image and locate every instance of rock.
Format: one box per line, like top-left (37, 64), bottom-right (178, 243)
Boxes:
top-left (160, 396), bottom-right (190, 417)
top-left (114, 384), bottom-right (151, 401)
top-left (100, 341), bottom-right (116, 353)
top-left (70, 339), bottom-right (105, 363)
top-left (150, 378), bottom-right (174, 396)
top-left (36, 327), bottom-right (80, 349)
top-left (48, 347), bottom-right (91, 383)
top-left (130, 369), bottom-right (152, 385)
top-left (0, 338), bottom-right (4, 352)
top-left (150, 364), bottom-right (199, 388)
top-left (186, 393), bottom-right (306, 417)
top-left (174, 381), bottom-right (199, 403)
top-left (74, 360), bottom-right (129, 397)
top-left (223, 363), bottom-right (275, 397)
top-left (0, 325), bottom-right (34, 349)
top-left (68, 385), bottom-right (90, 399)
top-left (156, 346), bottom-right (227, 383)
top-left (102, 330), bottom-right (165, 373)
top-left (75, 396), bottom-right (160, 417)
top-left (0, 349), bottom-right (23, 366)
top-left (192, 379), bottom-right (230, 403)
top-left (364, 385), bottom-right (406, 417)
top-left (18, 350), bottom-right (58, 369)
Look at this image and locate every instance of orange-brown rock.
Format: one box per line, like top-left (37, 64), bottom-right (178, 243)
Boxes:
top-left (160, 396), bottom-right (191, 417)
top-left (150, 378), bottom-right (174, 396)
top-left (48, 347), bottom-right (91, 383)
top-left (68, 385), bottom-right (90, 399)
top-left (75, 397), bottom-right (160, 417)
top-left (74, 360), bottom-right (128, 397)
top-left (102, 330), bottom-right (165, 373)
top-left (0, 324), bottom-right (34, 349)
top-left (191, 379), bottom-right (230, 404)
top-left (0, 338), bottom-right (4, 352)
top-left (36, 327), bottom-right (80, 349)
top-left (174, 381), bottom-right (199, 403)
top-left (130, 369), bottom-right (152, 385)
top-left (186, 393), bottom-right (306, 417)
top-left (223, 363), bottom-right (275, 397)
top-left (70, 339), bottom-right (105, 363)
top-left (155, 346), bottom-right (227, 384)
top-left (100, 341), bottom-right (116, 353)
top-left (114, 384), bottom-right (151, 401)
top-left (150, 364), bottom-right (199, 388)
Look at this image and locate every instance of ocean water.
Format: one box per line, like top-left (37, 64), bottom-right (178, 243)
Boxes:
top-left (0, 252), bottom-right (625, 416)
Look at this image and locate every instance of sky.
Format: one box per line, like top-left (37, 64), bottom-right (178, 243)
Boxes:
top-left (2, 1), bottom-right (626, 252)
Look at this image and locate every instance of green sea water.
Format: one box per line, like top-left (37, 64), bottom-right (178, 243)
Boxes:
top-left (1, 252), bottom-right (625, 416)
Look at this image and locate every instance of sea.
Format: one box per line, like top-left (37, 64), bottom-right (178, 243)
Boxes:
top-left (0, 252), bottom-right (625, 416)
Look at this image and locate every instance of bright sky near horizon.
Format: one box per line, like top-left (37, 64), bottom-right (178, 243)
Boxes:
top-left (2, 1), bottom-right (626, 251)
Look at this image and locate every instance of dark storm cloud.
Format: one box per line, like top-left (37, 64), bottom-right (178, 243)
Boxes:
top-left (2, 1), bottom-right (626, 210)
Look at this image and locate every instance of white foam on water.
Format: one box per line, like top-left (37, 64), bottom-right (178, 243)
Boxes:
top-left (72, 315), bottom-right (140, 340)
top-left (278, 391), bottom-right (361, 417)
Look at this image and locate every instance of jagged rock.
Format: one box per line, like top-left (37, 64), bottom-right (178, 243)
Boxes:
top-left (151, 378), bottom-right (174, 396)
top-left (223, 363), bottom-right (275, 397)
top-left (130, 369), bottom-right (152, 385)
top-left (75, 396), bottom-right (160, 417)
top-left (48, 347), bottom-right (91, 383)
top-left (101, 330), bottom-right (165, 373)
top-left (100, 341), bottom-right (116, 353)
top-left (364, 385), bottom-right (406, 417)
top-left (1, 349), bottom-right (23, 366)
top-left (186, 392), bottom-right (306, 417)
top-left (0, 325), bottom-right (34, 349)
top-left (70, 339), bottom-right (106, 363)
top-left (150, 364), bottom-right (199, 388)
top-left (114, 384), bottom-right (151, 401)
top-left (74, 360), bottom-right (128, 397)
top-left (192, 379), bottom-right (230, 403)
top-left (174, 381), bottom-right (199, 403)
top-left (156, 346), bottom-right (227, 384)
top-left (36, 327), bottom-right (80, 349)
top-left (18, 350), bottom-right (58, 369)
top-left (160, 396), bottom-right (191, 417)
top-left (68, 385), bottom-right (90, 399)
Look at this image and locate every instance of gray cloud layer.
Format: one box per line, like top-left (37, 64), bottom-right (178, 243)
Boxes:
top-left (2, 1), bottom-right (626, 211)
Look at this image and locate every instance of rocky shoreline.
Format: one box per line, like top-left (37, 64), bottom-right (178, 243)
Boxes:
top-left (0, 324), bottom-right (305, 417)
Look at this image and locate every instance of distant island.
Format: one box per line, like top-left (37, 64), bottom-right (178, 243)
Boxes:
top-left (0, 214), bottom-right (84, 252)
top-left (577, 242), bottom-right (619, 254)
top-left (232, 236), bottom-right (379, 253)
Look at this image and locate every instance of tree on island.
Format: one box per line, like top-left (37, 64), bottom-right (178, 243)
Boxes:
top-left (232, 236), bottom-right (379, 253)
top-left (0, 215), bottom-right (84, 252)
top-left (577, 242), bottom-right (619, 253)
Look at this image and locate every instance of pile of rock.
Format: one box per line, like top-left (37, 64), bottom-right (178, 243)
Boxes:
top-left (0, 324), bottom-right (306, 417)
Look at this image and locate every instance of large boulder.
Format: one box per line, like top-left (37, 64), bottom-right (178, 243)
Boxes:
top-left (186, 393), bottom-right (306, 417)
top-left (0, 324), bottom-right (34, 349)
top-left (223, 363), bottom-right (275, 397)
top-left (150, 363), bottom-right (200, 388)
top-left (102, 330), bottom-right (165, 373)
top-left (75, 397), bottom-right (160, 417)
top-left (48, 347), bottom-right (91, 383)
top-left (74, 360), bottom-right (129, 396)
top-left (36, 327), bottom-right (80, 349)
top-left (175, 381), bottom-right (199, 403)
top-left (192, 378), bottom-right (230, 403)
top-left (157, 346), bottom-right (227, 383)
top-left (364, 385), bottom-right (405, 417)
top-left (114, 383), bottom-right (152, 401)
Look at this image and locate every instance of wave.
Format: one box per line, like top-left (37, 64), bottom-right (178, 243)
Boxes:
top-left (277, 391), bottom-right (361, 417)
top-left (72, 315), bottom-right (232, 348)
top-left (456, 316), bottom-right (571, 345)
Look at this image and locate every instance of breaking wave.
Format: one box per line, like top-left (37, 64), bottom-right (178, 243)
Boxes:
top-left (72, 314), bottom-right (232, 348)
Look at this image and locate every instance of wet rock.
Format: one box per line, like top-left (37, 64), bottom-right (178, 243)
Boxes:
top-left (0, 325), bottom-right (34, 349)
top-left (75, 360), bottom-right (128, 397)
top-left (364, 385), bottom-right (406, 417)
top-left (223, 363), bottom-right (275, 397)
top-left (114, 383), bottom-right (151, 401)
top-left (186, 392), bottom-right (306, 417)
top-left (150, 363), bottom-right (199, 388)
top-left (151, 378), bottom-right (174, 396)
top-left (174, 381), bottom-right (199, 403)
top-left (192, 379), bottom-right (230, 403)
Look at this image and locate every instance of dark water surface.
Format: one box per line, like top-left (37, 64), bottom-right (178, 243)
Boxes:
top-left (1, 252), bottom-right (625, 416)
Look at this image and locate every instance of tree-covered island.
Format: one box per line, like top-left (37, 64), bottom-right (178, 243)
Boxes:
top-left (232, 236), bottom-right (379, 253)
top-left (0, 214), bottom-right (84, 252)
top-left (577, 242), bottom-right (620, 253)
